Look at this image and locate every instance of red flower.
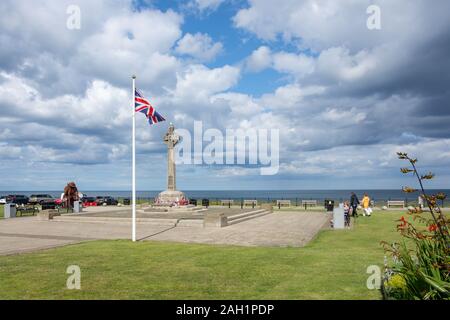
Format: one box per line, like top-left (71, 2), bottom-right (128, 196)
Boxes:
top-left (428, 224), bottom-right (438, 232)
top-left (398, 216), bottom-right (408, 228)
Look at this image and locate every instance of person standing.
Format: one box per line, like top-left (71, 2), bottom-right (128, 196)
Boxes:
top-left (418, 194), bottom-right (424, 210)
top-left (362, 193), bottom-right (372, 216)
top-left (350, 192), bottom-right (360, 217)
top-left (344, 201), bottom-right (351, 227)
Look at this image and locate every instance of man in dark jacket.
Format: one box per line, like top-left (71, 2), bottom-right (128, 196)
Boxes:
top-left (350, 192), bottom-right (360, 217)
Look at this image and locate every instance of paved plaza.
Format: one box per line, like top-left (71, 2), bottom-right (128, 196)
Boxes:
top-left (0, 207), bottom-right (330, 255)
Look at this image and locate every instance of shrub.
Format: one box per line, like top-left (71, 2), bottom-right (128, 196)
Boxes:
top-left (381, 152), bottom-right (449, 300)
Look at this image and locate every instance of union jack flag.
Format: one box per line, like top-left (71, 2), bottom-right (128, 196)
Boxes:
top-left (135, 89), bottom-right (165, 125)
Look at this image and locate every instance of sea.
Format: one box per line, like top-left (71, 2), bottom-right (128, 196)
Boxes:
top-left (1, 190), bottom-right (449, 203)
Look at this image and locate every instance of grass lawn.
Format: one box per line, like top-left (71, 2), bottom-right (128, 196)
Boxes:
top-left (0, 205), bottom-right (3, 218)
top-left (0, 211), bottom-right (408, 300)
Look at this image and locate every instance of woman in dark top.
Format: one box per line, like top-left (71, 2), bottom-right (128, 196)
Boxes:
top-left (350, 192), bottom-right (360, 217)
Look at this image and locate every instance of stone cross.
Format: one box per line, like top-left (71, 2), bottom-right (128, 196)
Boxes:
top-left (163, 123), bottom-right (180, 191)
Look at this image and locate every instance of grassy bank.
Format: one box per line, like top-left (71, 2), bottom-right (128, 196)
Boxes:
top-left (0, 211), bottom-right (407, 299)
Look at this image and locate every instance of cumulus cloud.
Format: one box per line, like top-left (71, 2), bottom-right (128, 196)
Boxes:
top-left (245, 46), bottom-right (272, 72)
top-left (172, 64), bottom-right (240, 102)
top-left (191, 0), bottom-right (225, 12)
top-left (0, 0), bottom-right (449, 189)
top-left (175, 33), bottom-right (223, 62)
top-left (272, 51), bottom-right (315, 77)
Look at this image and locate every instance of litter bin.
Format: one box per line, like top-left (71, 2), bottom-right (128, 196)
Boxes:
top-left (123, 198), bottom-right (131, 205)
top-left (202, 199), bottom-right (209, 208)
top-left (4, 203), bottom-right (16, 218)
top-left (73, 201), bottom-right (82, 213)
top-left (189, 199), bottom-right (197, 206)
top-left (324, 199), bottom-right (334, 212)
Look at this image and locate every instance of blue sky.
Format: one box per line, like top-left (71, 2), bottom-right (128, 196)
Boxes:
top-left (0, 0), bottom-right (449, 191)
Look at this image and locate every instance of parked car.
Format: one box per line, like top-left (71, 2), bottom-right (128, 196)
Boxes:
top-left (95, 196), bottom-right (118, 206)
top-left (82, 197), bottom-right (97, 207)
top-left (6, 195), bottom-right (29, 205)
top-left (29, 194), bottom-right (54, 204)
top-left (0, 196), bottom-right (6, 204)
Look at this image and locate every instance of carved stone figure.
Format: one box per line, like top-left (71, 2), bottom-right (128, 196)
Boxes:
top-left (63, 181), bottom-right (79, 209)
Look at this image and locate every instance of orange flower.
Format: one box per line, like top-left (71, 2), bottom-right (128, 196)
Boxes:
top-left (398, 216), bottom-right (408, 228)
top-left (428, 224), bottom-right (438, 232)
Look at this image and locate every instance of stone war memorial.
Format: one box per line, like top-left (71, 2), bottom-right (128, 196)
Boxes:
top-left (154, 123), bottom-right (188, 207)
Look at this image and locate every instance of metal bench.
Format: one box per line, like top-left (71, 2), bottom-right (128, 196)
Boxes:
top-left (301, 200), bottom-right (317, 207)
top-left (221, 199), bottom-right (234, 207)
top-left (243, 200), bottom-right (258, 208)
top-left (387, 200), bottom-right (405, 208)
top-left (276, 200), bottom-right (291, 208)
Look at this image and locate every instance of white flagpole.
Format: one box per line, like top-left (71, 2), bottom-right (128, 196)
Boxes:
top-left (132, 75), bottom-right (136, 242)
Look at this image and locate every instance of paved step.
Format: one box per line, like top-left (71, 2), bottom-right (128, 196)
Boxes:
top-left (176, 219), bottom-right (204, 227)
top-left (53, 216), bottom-right (177, 226)
top-left (227, 210), bottom-right (271, 226)
top-left (227, 209), bottom-right (266, 222)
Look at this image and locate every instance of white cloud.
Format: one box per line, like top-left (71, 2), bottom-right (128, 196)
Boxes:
top-left (316, 47), bottom-right (377, 81)
top-left (192, 0), bottom-right (225, 12)
top-left (272, 52), bottom-right (315, 77)
top-left (75, 9), bottom-right (182, 88)
top-left (261, 84), bottom-right (325, 110)
top-left (319, 107), bottom-right (366, 125)
top-left (211, 92), bottom-right (262, 115)
top-left (280, 138), bottom-right (450, 181)
top-left (245, 46), bottom-right (272, 72)
top-left (234, 0), bottom-right (450, 51)
top-left (173, 64), bottom-right (240, 102)
top-left (175, 33), bottom-right (223, 62)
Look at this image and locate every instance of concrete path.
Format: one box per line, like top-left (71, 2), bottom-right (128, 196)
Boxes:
top-left (0, 211), bottom-right (329, 255)
top-left (144, 212), bottom-right (329, 247)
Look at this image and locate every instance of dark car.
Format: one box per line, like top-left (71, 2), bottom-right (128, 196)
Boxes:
top-left (95, 196), bottom-right (118, 206)
top-left (6, 195), bottom-right (29, 205)
top-left (82, 197), bottom-right (97, 207)
top-left (29, 194), bottom-right (54, 204)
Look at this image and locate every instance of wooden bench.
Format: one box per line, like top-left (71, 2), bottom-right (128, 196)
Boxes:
top-left (276, 200), bottom-right (291, 208)
top-left (243, 200), bottom-right (258, 207)
top-left (301, 200), bottom-right (317, 208)
top-left (387, 200), bottom-right (405, 208)
top-left (221, 199), bottom-right (234, 206)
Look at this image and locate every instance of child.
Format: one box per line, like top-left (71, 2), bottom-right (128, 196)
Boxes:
top-left (344, 201), bottom-right (351, 227)
top-left (362, 193), bottom-right (372, 216)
